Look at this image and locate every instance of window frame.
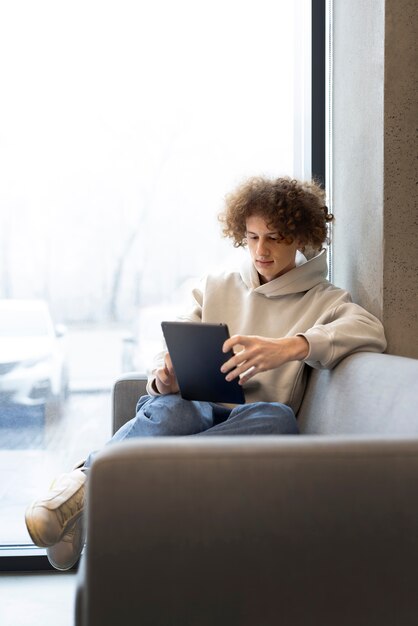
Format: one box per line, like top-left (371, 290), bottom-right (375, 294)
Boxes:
top-left (312, 0), bottom-right (326, 187)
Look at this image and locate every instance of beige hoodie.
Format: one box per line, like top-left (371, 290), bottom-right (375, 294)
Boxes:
top-left (147, 249), bottom-right (386, 413)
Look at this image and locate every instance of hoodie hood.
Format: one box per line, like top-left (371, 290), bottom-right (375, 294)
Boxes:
top-left (240, 248), bottom-right (329, 297)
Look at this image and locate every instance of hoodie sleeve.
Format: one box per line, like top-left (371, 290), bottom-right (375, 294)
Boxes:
top-left (297, 294), bottom-right (387, 370)
top-left (145, 279), bottom-right (205, 395)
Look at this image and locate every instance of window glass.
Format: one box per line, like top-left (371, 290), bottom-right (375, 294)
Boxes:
top-left (0, 0), bottom-right (311, 545)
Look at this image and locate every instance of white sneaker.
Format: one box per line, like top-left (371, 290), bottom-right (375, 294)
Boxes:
top-left (25, 469), bottom-right (86, 548)
top-left (46, 515), bottom-right (85, 571)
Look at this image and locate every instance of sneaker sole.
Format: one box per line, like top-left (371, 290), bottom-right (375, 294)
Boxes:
top-left (46, 519), bottom-right (85, 571)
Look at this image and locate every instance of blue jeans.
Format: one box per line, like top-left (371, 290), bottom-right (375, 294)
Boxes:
top-left (84, 394), bottom-right (298, 468)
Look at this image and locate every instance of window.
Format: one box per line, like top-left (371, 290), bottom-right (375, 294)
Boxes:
top-left (0, 0), bottom-right (322, 566)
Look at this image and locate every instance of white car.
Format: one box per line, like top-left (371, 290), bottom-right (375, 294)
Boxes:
top-left (0, 299), bottom-right (69, 420)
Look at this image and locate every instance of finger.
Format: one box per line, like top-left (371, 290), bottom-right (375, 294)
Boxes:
top-left (220, 350), bottom-right (247, 374)
top-left (155, 376), bottom-right (178, 395)
top-left (222, 335), bottom-right (248, 353)
top-left (236, 366), bottom-right (257, 385)
top-left (225, 360), bottom-right (257, 381)
top-left (156, 366), bottom-right (172, 386)
top-left (165, 353), bottom-right (175, 375)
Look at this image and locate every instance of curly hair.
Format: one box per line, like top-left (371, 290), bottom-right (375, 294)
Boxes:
top-left (219, 176), bottom-right (334, 250)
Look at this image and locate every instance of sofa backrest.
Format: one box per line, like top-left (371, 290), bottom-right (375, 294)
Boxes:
top-left (113, 353), bottom-right (418, 437)
top-left (297, 352), bottom-right (418, 435)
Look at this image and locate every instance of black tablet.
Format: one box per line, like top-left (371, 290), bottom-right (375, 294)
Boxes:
top-left (161, 321), bottom-right (246, 404)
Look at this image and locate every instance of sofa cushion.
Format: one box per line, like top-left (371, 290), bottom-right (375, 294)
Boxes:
top-left (297, 352), bottom-right (418, 435)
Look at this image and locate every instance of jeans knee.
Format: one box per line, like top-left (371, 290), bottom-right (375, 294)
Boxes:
top-left (138, 394), bottom-right (214, 436)
top-left (237, 402), bottom-right (298, 435)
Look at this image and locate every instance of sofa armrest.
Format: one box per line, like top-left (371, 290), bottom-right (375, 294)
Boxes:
top-left (111, 372), bottom-right (148, 434)
top-left (81, 436), bottom-right (418, 626)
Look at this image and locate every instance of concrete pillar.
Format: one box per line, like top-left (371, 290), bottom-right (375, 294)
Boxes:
top-left (383, 0), bottom-right (418, 357)
top-left (331, 0), bottom-right (417, 358)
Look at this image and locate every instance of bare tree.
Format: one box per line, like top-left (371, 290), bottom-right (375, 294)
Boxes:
top-left (107, 126), bottom-right (185, 321)
top-left (108, 228), bottom-right (140, 321)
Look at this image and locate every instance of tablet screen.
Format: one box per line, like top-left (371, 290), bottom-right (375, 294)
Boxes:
top-left (161, 321), bottom-right (245, 404)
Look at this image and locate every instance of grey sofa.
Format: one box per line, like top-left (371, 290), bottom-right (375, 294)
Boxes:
top-left (75, 352), bottom-right (418, 626)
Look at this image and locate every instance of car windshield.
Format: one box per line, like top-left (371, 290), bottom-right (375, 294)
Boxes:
top-left (0, 310), bottom-right (51, 337)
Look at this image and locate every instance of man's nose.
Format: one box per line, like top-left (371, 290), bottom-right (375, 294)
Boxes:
top-left (256, 238), bottom-right (269, 256)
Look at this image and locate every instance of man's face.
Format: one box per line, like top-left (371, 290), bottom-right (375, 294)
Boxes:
top-left (245, 215), bottom-right (299, 284)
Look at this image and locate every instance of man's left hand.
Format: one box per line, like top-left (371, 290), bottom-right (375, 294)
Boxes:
top-left (221, 334), bottom-right (309, 385)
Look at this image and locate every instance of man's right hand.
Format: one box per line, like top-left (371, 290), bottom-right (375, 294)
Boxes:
top-left (154, 352), bottom-right (179, 395)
